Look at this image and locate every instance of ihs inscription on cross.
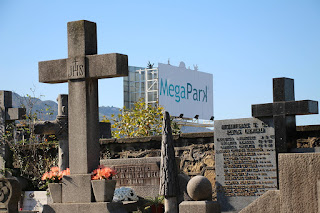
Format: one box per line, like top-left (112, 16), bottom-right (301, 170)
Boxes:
top-left (252, 78), bottom-right (318, 152)
top-left (39, 20), bottom-right (128, 175)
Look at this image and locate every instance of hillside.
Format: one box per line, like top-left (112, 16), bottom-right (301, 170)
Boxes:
top-left (11, 92), bottom-right (120, 122)
top-left (11, 92), bottom-right (212, 133)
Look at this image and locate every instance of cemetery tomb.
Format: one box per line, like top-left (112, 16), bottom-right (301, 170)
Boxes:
top-left (215, 117), bottom-right (277, 213)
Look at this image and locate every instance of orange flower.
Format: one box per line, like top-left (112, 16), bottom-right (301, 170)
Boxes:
top-left (41, 172), bottom-right (49, 181)
top-left (91, 165), bottom-right (116, 180)
top-left (41, 167), bottom-right (71, 183)
top-left (51, 167), bottom-right (60, 173)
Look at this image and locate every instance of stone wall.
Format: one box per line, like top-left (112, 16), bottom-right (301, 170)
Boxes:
top-left (296, 125), bottom-right (320, 148)
top-left (100, 125), bottom-right (320, 200)
top-left (100, 132), bottom-right (215, 175)
top-left (11, 125), bottom-right (320, 192)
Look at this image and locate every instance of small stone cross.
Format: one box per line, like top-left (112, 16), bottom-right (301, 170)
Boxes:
top-left (0, 91), bottom-right (26, 171)
top-left (252, 78), bottom-right (318, 152)
top-left (39, 20), bottom-right (128, 174)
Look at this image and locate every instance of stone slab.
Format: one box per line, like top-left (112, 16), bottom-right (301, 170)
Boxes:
top-left (101, 157), bottom-right (160, 198)
top-left (279, 153), bottom-right (320, 213)
top-left (239, 190), bottom-right (280, 213)
top-left (38, 54), bottom-right (128, 83)
top-left (252, 100), bottom-right (318, 117)
top-left (179, 201), bottom-right (221, 213)
top-left (22, 191), bottom-right (48, 212)
top-left (214, 118), bottom-right (277, 213)
top-left (43, 202), bottom-right (127, 213)
top-left (62, 174), bottom-right (92, 203)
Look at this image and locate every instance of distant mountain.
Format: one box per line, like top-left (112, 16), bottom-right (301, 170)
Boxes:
top-left (11, 92), bottom-right (211, 133)
top-left (11, 92), bottom-right (121, 122)
top-left (12, 92), bottom-right (58, 121)
top-left (99, 106), bottom-right (120, 121)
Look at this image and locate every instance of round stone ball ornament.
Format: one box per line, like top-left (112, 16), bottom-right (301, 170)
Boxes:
top-left (187, 175), bottom-right (212, 201)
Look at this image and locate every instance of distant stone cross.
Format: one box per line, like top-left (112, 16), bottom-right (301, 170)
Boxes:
top-left (39, 20), bottom-right (128, 174)
top-left (252, 78), bottom-right (318, 152)
top-left (0, 91), bottom-right (25, 170)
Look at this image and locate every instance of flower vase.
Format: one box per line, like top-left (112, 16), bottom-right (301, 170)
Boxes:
top-left (151, 204), bottom-right (164, 213)
top-left (91, 179), bottom-right (116, 202)
top-left (47, 183), bottom-right (62, 203)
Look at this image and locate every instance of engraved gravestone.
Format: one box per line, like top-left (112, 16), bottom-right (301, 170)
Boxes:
top-left (101, 157), bottom-right (161, 198)
top-left (215, 117), bottom-right (277, 213)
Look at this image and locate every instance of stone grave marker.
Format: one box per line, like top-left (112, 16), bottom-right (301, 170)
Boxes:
top-left (215, 117), bottom-right (277, 213)
top-left (0, 178), bottom-right (22, 212)
top-left (40, 20), bottom-right (128, 212)
top-left (252, 77), bottom-right (318, 152)
top-left (0, 91), bottom-right (26, 174)
top-left (100, 157), bottom-right (161, 198)
top-left (34, 94), bottom-right (111, 170)
top-left (34, 94), bottom-right (69, 170)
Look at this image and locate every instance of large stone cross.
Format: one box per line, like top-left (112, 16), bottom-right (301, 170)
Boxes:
top-left (39, 20), bottom-right (128, 174)
top-left (252, 77), bottom-right (318, 152)
top-left (0, 91), bottom-right (26, 171)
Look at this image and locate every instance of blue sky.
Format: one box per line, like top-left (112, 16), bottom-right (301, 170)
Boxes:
top-left (1, 0), bottom-right (319, 125)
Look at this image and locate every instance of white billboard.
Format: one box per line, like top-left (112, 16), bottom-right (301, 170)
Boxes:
top-left (158, 63), bottom-right (213, 119)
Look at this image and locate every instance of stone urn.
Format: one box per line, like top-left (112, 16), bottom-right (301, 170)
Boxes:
top-left (91, 179), bottom-right (116, 202)
top-left (47, 183), bottom-right (62, 203)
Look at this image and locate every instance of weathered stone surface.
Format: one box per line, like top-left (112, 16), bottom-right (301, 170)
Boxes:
top-left (160, 111), bottom-right (178, 197)
top-left (0, 178), bottom-right (22, 213)
top-left (62, 174), bottom-right (92, 203)
top-left (187, 176), bottom-right (212, 201)
top-left (100, 157), bottom-right (160, 198)
top-left (214, 117), bottom-right (277, 212)
top-left (0, 91), bottom-right (26, 173)
top-left (279, 153), bottom-right (320, 213)
top-left (38, 20), bottom-right (128, 176)
top-left (239, 190), bottom-right (280, 213)
top-left (43, 202), bottom-right (127, 213)
top-left (177, 173), bottom-right (191, 203)
top-left (160, 111), bottom-right (179, 213)
top-left (39, 54), bottom-right (128, 83)
top-left (179, 201), bottom-right (221, 213)
top-left (34, 94), bottom-right (69, 170)
top-left (252, 77), bottom-right (318, 152)
top-left (68, 77), bottom-right (100, 174)
top-left (91, 179), bottom-right (116, 202)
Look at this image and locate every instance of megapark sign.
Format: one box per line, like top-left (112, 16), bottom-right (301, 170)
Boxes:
top-left (158, 63), bottom-right (213, 120)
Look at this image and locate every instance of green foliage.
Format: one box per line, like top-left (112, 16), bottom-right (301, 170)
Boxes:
top-left (143, 195), bottom-right (164, 212)
top-left (108, 99), bottom-right (180, 138)
top-left (1, 90), bottom-right (58, 190)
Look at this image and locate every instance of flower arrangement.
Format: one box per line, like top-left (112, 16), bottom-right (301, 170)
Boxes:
top-left (41, 167), bottom-right (70, 184)
top-left (91, 165), bottom-right (116, 180)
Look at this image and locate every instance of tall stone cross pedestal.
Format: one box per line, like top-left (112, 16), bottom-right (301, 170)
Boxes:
top-left (0, 91), bottom-right (26, 174)
top-left (252, 77), bottom-right (318, 152)
top-left (39, 20), bottom-right (128, 208)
